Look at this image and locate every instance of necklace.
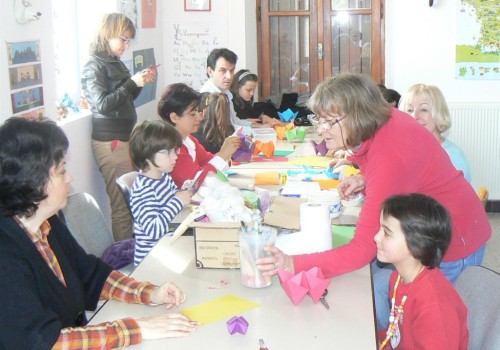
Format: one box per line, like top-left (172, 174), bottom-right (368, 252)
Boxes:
top-left (379, 274), bottom-right (407, 350)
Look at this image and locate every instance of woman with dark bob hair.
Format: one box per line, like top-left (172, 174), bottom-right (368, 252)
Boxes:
top-left (256, 73), bottom-right (491, 330)
top-left (0, 118), bottom-right (197, 349)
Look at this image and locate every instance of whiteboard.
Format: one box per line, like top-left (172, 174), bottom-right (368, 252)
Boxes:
top-left (167, 22), bottom-right (227, 90)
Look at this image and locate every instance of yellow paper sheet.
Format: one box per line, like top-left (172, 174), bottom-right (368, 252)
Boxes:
top-left (287, 156), bottom-right (331, 168)
top-left (180, 294), bottom-right (260, 326)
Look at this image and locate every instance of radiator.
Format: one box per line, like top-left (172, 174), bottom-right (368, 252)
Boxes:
top-left (447, 103), bottom-right (500, 200)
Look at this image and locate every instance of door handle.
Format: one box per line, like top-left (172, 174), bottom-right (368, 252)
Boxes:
top-left (317, 42), bottom-right (324, 61)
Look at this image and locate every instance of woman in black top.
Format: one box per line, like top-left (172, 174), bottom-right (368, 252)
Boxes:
top-left (81, 13), bottom-right (156, 241)
top-left (230, 70), bottom-right (281, 126)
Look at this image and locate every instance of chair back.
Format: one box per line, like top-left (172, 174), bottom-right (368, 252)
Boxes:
top-left (115, 171), bottom-right (139, 212)
top-left (61, 192), bottom-right (114, 257)
top-left (455, 265), bottom-right (500, 350)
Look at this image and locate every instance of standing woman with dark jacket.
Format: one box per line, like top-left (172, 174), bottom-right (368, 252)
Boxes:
top-left (82, 13), bottom-right (155, 241)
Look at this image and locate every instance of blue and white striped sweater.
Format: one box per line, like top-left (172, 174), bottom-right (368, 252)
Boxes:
top-left (130, 172), bottom-right (183, 265)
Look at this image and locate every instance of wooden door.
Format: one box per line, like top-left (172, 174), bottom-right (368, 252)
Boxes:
top-left (257, 0), bottom-right (384, 100)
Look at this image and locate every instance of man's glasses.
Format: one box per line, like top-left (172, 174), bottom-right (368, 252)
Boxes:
top-left (119, 36), bottom-right (133, 45)
top-left (318, 116), bottom-right (346, 130)
top-left (157, 147), bottom-right (181, 156)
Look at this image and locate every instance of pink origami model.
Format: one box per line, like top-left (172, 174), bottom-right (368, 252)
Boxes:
top-left (278, 266), bottom-right (331, 305)
top-left (226, 315), bottom-right (249, 335)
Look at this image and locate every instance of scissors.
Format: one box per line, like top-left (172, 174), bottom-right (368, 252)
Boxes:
top-left (319, 289), bottom-right (330, 309)
top-left (259, 338), bottom-right (269, 350)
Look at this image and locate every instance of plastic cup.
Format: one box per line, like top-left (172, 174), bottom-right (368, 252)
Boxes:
top-left (239, 225), bottom-right (277, 288)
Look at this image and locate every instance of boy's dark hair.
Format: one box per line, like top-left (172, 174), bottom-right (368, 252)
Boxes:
top-left (0, 117), bottom-right (68, 217)
top-left (129, 120), bottom-right (182, 171)
top-left (206, 48), bottom-right (238, 77)
top-left (157, 83), bottom-right (200, 124)
top-left (383, 89), bottom-right (401, 108)
top-left (381, 193), bottom-right (451, 268)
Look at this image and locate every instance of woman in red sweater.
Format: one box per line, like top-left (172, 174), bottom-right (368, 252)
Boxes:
top-left (257, 73), bottom-right (490, 330)
top-left (157, 83), bottom-right (240, 189)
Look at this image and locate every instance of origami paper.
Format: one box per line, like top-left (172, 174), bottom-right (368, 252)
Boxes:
top-left (285, 127), bottom-right (307, 142)
top-left (252, 156), bottom-right (289, 162)
top-left (278, 266), bottom-right (331, 305)
top-left (312, 179), bottom-right (340, 190)
top-left (180, 295), bottom-right (260, 326)
top-left (226, 316), bottom-right (249, 335)
top-left (233, 132), bottom-right (255, 163)
top-left (344, 165), bottom-right (361, 177)
top-left (274, 123), bottom-right (295, 140)
top-left (312, 139), bottom-right (328, 156)
top-left (278, 108), bottom-right (298, 122)
top-left (287, 156), bottom-right (332, 168)
top-left (324, 167), bottom-right (339, 180)
top-left (215, 169), bottom-right (229, 182)
top-left (252, 140), bottom-right (275, 158)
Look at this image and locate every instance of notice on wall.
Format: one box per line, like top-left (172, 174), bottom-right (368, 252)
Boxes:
top-left (167, 22), bottom-right (226, 90)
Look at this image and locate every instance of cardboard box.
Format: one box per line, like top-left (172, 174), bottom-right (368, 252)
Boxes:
top-left (192, 222), bottom-right (241, 269)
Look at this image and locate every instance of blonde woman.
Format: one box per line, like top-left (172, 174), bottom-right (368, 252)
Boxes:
top-left (81, 13), bottom-right (156, 241)
top-left (400, 84), bottom-right (471, 182)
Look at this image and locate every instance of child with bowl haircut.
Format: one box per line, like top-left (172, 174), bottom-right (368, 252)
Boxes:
top-left (375, 193), bottom-right (468, 349)
top-left (129, 120), bottom-right (191, 265)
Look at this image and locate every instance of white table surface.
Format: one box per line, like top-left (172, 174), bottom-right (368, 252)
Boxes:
top-left (90, 236), bottom-right (376, 349)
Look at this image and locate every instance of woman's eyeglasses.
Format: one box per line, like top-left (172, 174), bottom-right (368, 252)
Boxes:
top-left (119, 36), bottom-right (133, 45)
top-left (157, 147), bottom-right (181, 156)
top-left (318, 116), bottom-right (346, 130)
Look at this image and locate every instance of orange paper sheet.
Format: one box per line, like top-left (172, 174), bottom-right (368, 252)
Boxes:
top-left (313, 179), bottom-right (340, 189)
top-left (255, 172), bottom-right (280, 185)
top-left (180, 295), bottom-right (260, 326)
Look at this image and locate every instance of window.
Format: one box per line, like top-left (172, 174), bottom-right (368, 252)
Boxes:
top-left (52, 0), bottom-right (115, 108)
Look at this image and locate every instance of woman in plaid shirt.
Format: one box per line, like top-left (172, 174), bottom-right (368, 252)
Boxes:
top-left (0, 117), bottom-right (198, 349)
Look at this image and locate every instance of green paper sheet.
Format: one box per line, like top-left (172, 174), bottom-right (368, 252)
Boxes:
top-left (258, 150), bottom-right (295, 157)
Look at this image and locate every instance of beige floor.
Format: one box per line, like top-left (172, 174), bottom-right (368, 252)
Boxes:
top-left (483, 213), bottom-right (500, 273)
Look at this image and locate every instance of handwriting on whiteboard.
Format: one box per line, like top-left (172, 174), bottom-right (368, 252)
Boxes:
top-left (171, 22), bottom-right (221, 89)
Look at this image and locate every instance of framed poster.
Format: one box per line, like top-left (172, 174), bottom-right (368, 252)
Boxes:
top-left (184, 0), bottom-right (210, 12)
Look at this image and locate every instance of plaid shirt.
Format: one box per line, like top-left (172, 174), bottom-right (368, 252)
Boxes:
top-left (18, 218), bottom-right (157, 349)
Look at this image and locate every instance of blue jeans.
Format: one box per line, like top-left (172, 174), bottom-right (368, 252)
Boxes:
top-left (373, 244), bottom-right (486, 330)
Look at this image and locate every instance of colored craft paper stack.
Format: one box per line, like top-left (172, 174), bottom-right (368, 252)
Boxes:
top-left (312, 139), bottom-right (328, 156)
top-left (278, 266), bottom-right (330, 305)
top-left (233, 131), bottom-right (255, 163)
top-left (226, 315), bottom-right (249, 335)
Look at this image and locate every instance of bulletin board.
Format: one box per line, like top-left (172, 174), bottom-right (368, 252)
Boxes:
top-left (167, 21), bottom-right (226, 90)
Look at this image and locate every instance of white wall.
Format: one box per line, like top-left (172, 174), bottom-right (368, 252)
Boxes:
top-left (1, 0), bottom-right (498, 228)
top-left (385, 0), bottom-right (499, 102)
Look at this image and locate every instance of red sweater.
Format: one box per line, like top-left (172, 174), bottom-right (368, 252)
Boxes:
top-left (294, 109), bottom-right (491, 277)
top-left (170, 135), bottom-right (217, 189)
top-left (378, 268), bottom-right (469, 349)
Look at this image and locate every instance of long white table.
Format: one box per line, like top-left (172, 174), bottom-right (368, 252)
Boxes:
top-left (91, 236), bottom-right (376, 349)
